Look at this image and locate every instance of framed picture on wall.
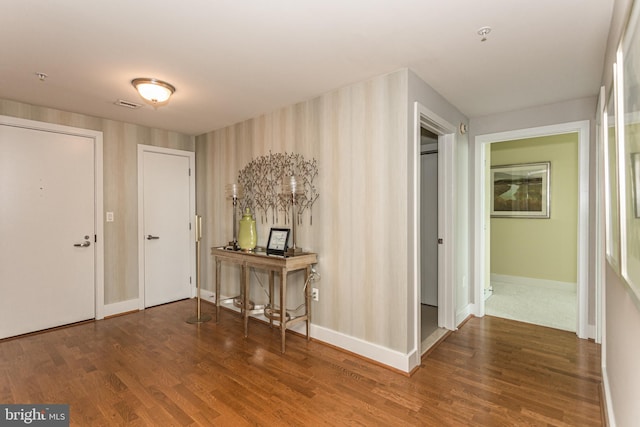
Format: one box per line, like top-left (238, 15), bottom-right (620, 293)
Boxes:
top-left (490, 162), bottom-right (550, 218)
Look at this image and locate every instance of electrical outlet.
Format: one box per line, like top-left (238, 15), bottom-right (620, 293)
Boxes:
top-left (311, 288), bottom-right (319, 301)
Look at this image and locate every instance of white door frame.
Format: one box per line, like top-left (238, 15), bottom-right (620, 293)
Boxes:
top-left (473, 121), bottom-right (591, 339)
top-left (137, 144), bottom-right (196, 309)
top-left (596, 85), bottom-right (606, 345)
top-left (411, 102), bottom-right (457, 362)
top-left (0, 115), bottom-right (105, 319)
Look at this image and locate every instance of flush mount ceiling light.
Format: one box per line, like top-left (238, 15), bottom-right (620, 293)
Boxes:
top-left (131, 78), bottom-right (175, 105)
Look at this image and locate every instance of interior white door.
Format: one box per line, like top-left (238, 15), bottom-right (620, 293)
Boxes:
top-left (142, 150), bottom-right (192, 307)
top-left (421, 152), bottom-right (438, 306)
top-left (0, 125), bottom-right (95, 339)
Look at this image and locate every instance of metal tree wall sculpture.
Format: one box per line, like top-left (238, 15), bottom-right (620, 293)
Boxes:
top-left (237, 152), bottom-right (319, 226)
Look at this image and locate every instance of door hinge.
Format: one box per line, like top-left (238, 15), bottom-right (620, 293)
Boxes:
top-left (189, 168), bottom-right (191, 176)
top-left (189, 222), bottom-right (192, 230)
top-left (94, 234), bottom-right (97, 243)
top-left (190, 276), bottom-right (192, 284)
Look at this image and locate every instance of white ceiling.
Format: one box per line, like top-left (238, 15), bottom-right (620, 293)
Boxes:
top-left (0, 1), bottom-right (614, 136)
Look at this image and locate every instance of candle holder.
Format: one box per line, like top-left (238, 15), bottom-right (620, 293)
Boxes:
top-left (186, 215), bottom-right (212, 324)
top-left (225, 183), bottom-right (244, 250)
top-left (281, 175), bottom-right (304, 256)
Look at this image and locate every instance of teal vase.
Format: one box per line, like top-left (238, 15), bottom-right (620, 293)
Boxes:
top-left (238, 208), bottom-right (257, 251)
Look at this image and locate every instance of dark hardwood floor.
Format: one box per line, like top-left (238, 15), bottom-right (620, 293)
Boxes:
top-left (0, 300), bottom-right (602, 426)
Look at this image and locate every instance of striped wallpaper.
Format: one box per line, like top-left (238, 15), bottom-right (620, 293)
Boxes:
top-left (196, 70), bottom-right (410, 352)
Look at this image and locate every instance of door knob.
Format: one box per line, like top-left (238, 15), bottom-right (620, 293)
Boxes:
top-left (73, 241), bottom-right (91, 247)
top-left (146, 235), bottom-right (160, 240)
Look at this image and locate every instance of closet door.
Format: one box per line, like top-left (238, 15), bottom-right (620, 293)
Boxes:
top-left (420, 152), bottom-right (438, 306)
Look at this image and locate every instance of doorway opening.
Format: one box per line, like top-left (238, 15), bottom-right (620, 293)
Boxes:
top-left (412, 102), bottom-right (457, 362)
top-left (420, 127), bottom-right (442, 348)
top-left (483, 134), bottom-right (578, 332)
top-left (474, 121), bottom-right (590, 339)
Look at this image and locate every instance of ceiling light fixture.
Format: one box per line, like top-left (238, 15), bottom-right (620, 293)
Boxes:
top-left (477, 26), bottom-right (491, 42)
top-left (131, 78), bottom-right (175, 105)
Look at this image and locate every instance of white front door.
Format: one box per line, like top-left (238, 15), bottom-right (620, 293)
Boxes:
top-left (139, 147), bottom-right (194, 308)
top-left (0, 124), bottom-right (95, 338)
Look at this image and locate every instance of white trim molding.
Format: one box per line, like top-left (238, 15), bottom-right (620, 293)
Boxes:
top-left (312, 324), bottom-right (416, 373)
top-left (601, 366), bottom-right (617, 427)
top-left (456, 304), bottom-right (473, 326)
top-left (410, 102), bottom-right (459, 371)
top-left (103, 299), bottom-right (140, 318)
top-left (490, 274), bottom-right (577, 292)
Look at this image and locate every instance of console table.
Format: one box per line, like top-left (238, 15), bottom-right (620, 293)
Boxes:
top-left (211, 247), bottom-right (318, 353)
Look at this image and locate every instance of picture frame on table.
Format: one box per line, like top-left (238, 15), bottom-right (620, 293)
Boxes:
top-left (266, 228), bottom-right (290, 256)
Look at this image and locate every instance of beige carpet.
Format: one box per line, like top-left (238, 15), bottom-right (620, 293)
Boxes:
top-left (485, 281), bottom-right (576, 332)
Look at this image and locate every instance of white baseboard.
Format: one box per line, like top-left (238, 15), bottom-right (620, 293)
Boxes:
top-left (490, 273), bottom-right (576, 292)
top-left (456, 304), bottom-right (472, 327)
top-left (101, 291), bottom-right (215, 320)
top-left (178, 290), bottom-right (417, 373)
top-left (102, 292), bottom-right (217, 319)
top-left (103, 298), bottom-right (140, 318)
top-left (200, 289), bottom-right (215, 302)
top-left (586, 323), bottom-right (596, 340)
top-left (311, 324), bottom-right (415, 373)
top-left (601, 365), bottom-right (617, 427)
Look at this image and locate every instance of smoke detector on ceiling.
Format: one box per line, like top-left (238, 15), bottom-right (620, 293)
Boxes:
top-left (477, 26), bottom-right (491, 42)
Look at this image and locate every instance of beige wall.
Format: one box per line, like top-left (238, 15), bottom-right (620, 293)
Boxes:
top-left (490, 133), bottom-right (579, 283)
top-left (601, 1), bottom-right (640, 423)
top-left (605, 264), bottom-right (640, 426)
top-left (197, 70), bottom-right (411, 352)
top-left (0, 99), bottom-right (194, 304)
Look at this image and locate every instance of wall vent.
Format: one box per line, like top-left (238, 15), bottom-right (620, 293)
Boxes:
top-left (115, 99), bottom-right (143, 109)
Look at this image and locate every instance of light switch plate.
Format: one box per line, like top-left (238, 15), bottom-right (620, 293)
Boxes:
top-left (106, 212), bottom-right (114, 222)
